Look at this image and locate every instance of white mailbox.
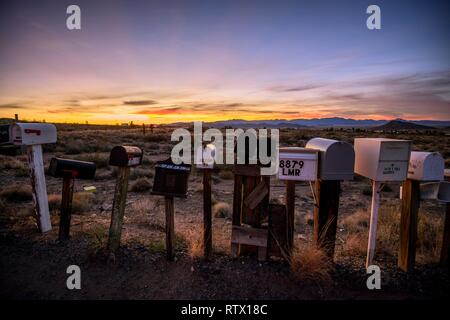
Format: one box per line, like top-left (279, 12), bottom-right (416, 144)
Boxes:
top-left (419, 181), bottom-right (450, 203)
top-left (196, 144), bottom-right (216, 169)
top-left (407, 151), bottom-right (444, 181)
top-left (354, 138), bottom-right (411, 181)
top-left (278, 147), bottom-right (318, 181)
top-left (306, 138), bottom-right (355, 180)
top-left (11, 123), bottom-right (57, 145)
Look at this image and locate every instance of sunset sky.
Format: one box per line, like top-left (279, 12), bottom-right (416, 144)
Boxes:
top-left (0, 0), bottom-right (449, 124)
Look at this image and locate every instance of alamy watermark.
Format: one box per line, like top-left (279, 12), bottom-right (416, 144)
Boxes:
top-left (170, 122), bottom-right (279, 175)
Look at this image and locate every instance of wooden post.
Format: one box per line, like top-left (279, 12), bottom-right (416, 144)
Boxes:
top-left (398, 179), bottom-right (420, 272)
top-left (231, 175), bottom-right (243, 257)
top-left (440, 172), bottom-right (450, 269)
top-left (285, 180), bottom-right (296, 252)
top-left (440, 203), bottom-right (450, 269)
top-left (14, 114), bottom-right (18, 121)
top-left (203, 169), bottom-right (212, 259)
top-left (314, 180), bottom-right (340, 259)
top-left (27, 144), bottom-right (52, 232)
top-left (107, 166), bottom-right (130, 253)
top-left (366, 180), bottom-right (381, 268)
top-left (165, 196), bottom-right (175, 261)
top-left (142, 123), bottom-right (146, 135)
top-left (58, 173), bottom-right (75, 241)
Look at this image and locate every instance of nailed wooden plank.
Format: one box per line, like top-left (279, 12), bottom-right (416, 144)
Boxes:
top-left (244, 180), bottom-right (269, 210)
top-left (231, 225), bottom-right (268, 248)
top-left (233, 164), bottom-right (261, 177)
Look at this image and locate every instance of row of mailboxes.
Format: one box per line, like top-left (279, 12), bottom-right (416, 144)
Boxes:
top-left (277, 138), bottom-right (447, 183)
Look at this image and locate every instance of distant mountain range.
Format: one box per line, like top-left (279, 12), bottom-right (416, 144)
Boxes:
top-left (201, 117), bottom-right (450, 129)
top-left (371, 120), bottom-right (435, 131)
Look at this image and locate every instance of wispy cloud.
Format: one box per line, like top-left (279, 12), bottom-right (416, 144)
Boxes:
top-left (123, 100), bottom-right (158, 106)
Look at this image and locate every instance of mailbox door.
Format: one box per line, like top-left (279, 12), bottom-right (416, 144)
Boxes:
top-left (278, 152), bottom-right (317, 181)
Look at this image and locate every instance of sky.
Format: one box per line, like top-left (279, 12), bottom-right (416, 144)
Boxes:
top-left (0, 0), bottom-right (449, 124)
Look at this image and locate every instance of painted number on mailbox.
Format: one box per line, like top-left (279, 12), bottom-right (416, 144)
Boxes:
top-left (278, 154), bottom-right (317, 181)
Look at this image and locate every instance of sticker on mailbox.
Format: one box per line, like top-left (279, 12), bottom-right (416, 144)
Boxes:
top-left (128, 156), bottom-right (141, 166)
top-left (278, 152), bottom-right (318, 181)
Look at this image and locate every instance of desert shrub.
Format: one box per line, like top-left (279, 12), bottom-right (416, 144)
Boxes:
top-left (130, 178), bottom-right (152, 192)
top-left (213, 202), bottom-right (231, 218)
top-left (218, 170), bottom-right (233, 180)
top-left (47, 192), bottom-right (93, 214)
top-left (341, 234), bottom-right (367, 256)
top-left (183, 227), bottom-right (204, 259)
top-left (377, 205), bottom-right (400, 254)
top-left (74, 153), bottom-right (109, 168)
top-left (416, 213), bottom-right (442, 263)
top-left (0, 185), bottom-right (33, 202)
top-left (290, 247), bottom-right (332, 284)
top-left (94, 169), bottom-right (114, 180)
top-left (341, 210), bottom-right (368, 233)
top-left (0, 156), bottom-right (27, 170)
top-left (129, 168), bottom-right (154, 180)
top-left (144, 134), bottom-right (167, 143)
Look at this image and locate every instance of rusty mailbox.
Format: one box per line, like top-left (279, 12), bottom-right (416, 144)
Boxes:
top-left (109, 145), bottom-right (143, 167)
top-left (152, 157), bottom-right (192, 198)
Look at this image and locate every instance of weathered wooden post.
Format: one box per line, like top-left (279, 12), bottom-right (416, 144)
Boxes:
top-left (151, 158), bottom-right (191, 261)
top-left (48, 158), bottom-right (96, 241)
top-left (305, 138), bottom-right (355, 259)
top-left (441, 169), bottom-right (450, 268)
top-left (107, 146), bottom-right (143, 253)
top-left (398, 151), bottom-right (444, 271)
top-left (142, 123), bottom-right (146, 135)
top-left (196, 143), bottom-right (216, 259)
top-left (10, 123), bottom-right (57, 232)
top-left (354, 138), bottom-right (412, 268)
top-left (277, 147), bottom-right (319, 255)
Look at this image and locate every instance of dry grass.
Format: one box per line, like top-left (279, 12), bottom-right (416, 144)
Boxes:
top-left (47, 192), bottom-right (94, 214)
top-left (213, 202), bottom-right (231, 218)
top-left (130, 178), bottom-right (152, 192)
top-left (290, 246), bottom-right (333, 284)
top-left (218, 170), bottom-right (234, 180)
top-left (183, 227), bottom-right (204, 259)
top-left (0, 184), bottom-right (33, 202)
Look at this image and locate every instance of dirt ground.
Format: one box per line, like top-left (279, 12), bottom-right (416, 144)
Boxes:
top-left (0, 126), bottom-right (449, 299)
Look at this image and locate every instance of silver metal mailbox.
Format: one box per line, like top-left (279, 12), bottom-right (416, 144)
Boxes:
top-left (306, 137), bottom-right (355, 180)
top-left (354, 138), bottom-right (411, 181)
top-left (419, 181), bottom-right (450, 203)
top-left (407, 151), bottom-right (444, 181)
top-left (11, 123), bottom-right (57, 145)
top-left (278, 147), bottom-right (318, 181)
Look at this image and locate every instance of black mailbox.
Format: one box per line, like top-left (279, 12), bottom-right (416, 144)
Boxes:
top-left (48, 158), bottom-right (96, 179)
top-left (151, 157), bottom-right (191, 198)
top-left (109, 146), bottom-right (143, 167)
